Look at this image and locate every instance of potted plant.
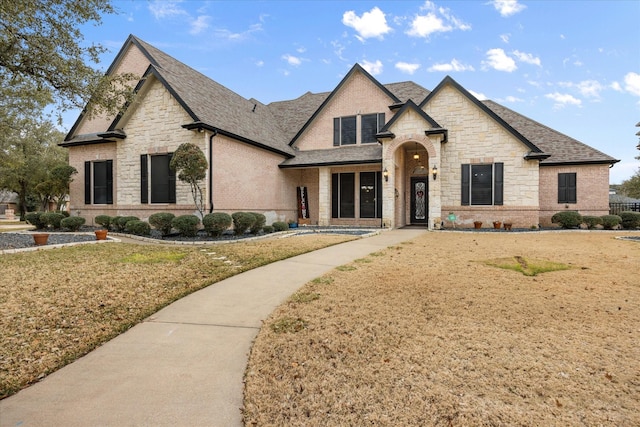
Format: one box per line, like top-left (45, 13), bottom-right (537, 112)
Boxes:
top-left (288, 219), bottom-right (298, 229)
top-left (503, 222), bottom-right (513, 231)
top-left (94, 229), bottom-right (108, 240)
top-left (493, 221), bottom-right (502, 229)
top-left (473, 221), bottom-right (482, 229)
top-left (32, 233), bottom-right (49, 246)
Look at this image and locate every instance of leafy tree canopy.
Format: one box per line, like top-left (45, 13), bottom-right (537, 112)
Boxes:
top-left (170, 143), bottom-right (208, 218)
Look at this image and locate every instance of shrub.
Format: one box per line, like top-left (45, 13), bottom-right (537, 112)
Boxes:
top-left (115, 216), bottom-right (139, 232)
top-left (202, 212), bottom-right (232, 237)
top-left (249, 212), bottom-right (266, 235)
top-left (272, 221), bottom-right (289, 232)
top-left (551, 211), bottom-right (582, 229)
top-left (263, 225), bottom-right (274, 234)
top-left (601, 214), bottom-right (622, 230)
top-left (619, 211), bottom-right (640, 229)
top-left (60, 216), bottom-right (86, 231)
top-left (60, 211), bottom-right (70, 218)
top-left (40, 212), bottom-right (65, 229)
top-left (582, 215), bottom-right (603, 229)
top-left (110, 216), bottom-right (121, 231)
top-left (95, 215), bottom-right (112, 230)
top-left (232, 212), bottom-right (256, 235)
top-left (125, 220), bottom-right (151, 236)
top-left (148, 212), bottom-right (175, 235)
top-left (25, 212), bottom-right (44, 229)
top-left (172, 215), bottom-right (200, 237)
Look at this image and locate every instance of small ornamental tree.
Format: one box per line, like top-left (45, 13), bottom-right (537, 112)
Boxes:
top-left (170, 143), bottom-right (208, 219)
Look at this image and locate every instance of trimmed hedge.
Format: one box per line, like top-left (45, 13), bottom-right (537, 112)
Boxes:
top-left (61, 216), bottom-right (86, 231)
top-left (25, 212), bottom-right (44, 229)
top-left (125, 220), bottom-right (151, 236)
top-left (249, 212), bottom-right (266, 235)
top-left (115, 216), bottom-right (139, 232)
top-left (40, 212), bottom-right (65, 229)
top-left (94, 215), bottom-right (112, 230)
top-left (149, 212), bottom-right (175, 235)
top-left (620, 211), bottom-right (640, 229)
top-left (601, 214), bottom-right (622, 230)
top-left (272, 221), bottom-right (289, 232)
top-left (551, 211), bottom-right (583, 229)
top-left (172, 215), bottom-right (200, 237)
top-left (263, 225), bottom-right (274, 234)
top-left (232, 212), bottom-right (256, 235)
top-left (202, 212), bottom-right (232, 237)
top-left (582, 215), bottom-right (603, 229)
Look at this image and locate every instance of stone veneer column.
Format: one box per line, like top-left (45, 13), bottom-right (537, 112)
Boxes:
top-left (381, 156), bottom-right (395, 229)
top-left (317, 167), bottom-right (331, 226)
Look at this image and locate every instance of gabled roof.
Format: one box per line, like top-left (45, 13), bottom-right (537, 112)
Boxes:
top-left (379, 99), bottom-right (442, 138)
top-left (483, 100), bottom-right (618, 165)
top-left (288, 63), bottom-right (402, 147)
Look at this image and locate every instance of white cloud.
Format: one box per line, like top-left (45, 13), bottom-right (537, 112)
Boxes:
top-left (395, 62), bottom-right (421, 74)
top-left (503, 95), bottom-right (524, 103)
top-left (342, 7), bottom-right (391, 41)
top-left (624, 72), bottom-right (640, 96)
top-left (491, 0), bottom-right (526, 17)
top-left (406, 1), bottom-right (471, 38)
top-left (576, 80), bottom-right (604, 98)
top-left (214, 22), bottom-right (263, 41)
top-left (500, 33), bottom-right (510, 43)
top-left (512, 50), bottom-right (541, 66)
top-left (255, 60), bottom-right (264, 67)
top-left (468, 90), bottom-right (488, 101)
top-left (282, 54), bottom-right (302, 67)
top-left (610, 81), bottom-right (622, 92)
top-left (361, 59), bottom-right (383, 75)
top-left (148, 0), bottom-right (187, 19)
top-left (545, 92), bottom-right (582, 108)
top-left (482, 48), bottom-right (517, 72)
top-left (189, 15), bottom-right (210, 35)
top-left (428, 59), bottom-right (474, 72)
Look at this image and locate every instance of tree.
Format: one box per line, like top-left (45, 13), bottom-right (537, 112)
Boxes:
top-left (35, 164), bottom-right (78, 211)
top-left (170, 143), bottom-right (208, 219)
top-left (0, 119), bottom-right (67, 219)
top-left (0, 0), bottom-right (137, 131)
top-left (619, 172), bottom-right (640, 199)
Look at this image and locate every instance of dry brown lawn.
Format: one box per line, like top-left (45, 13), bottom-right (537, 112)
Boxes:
top-left (244, 232), bottom-right (640, 426)
top-left (0, 234), bottom-right (354, 399)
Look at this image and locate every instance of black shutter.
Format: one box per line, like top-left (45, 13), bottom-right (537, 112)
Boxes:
top-left (106, 160), bottom-right (113, 204)
top-left (168, 153), bottom-right (176, 203)
top-left (331, 173), bottom-right (339, 218)
top-left (568, 173), bottom-right (577, 203)
top-left (494, 162), bottom-right (503, 205)
top-left (461, 164), bottom-right (470, 206)
top-left (140, 155), bottom-right (148, 204)
top-left (84, 161), bottom-right (91, 204)
top-left (333, 118), bottom-right (340, 146)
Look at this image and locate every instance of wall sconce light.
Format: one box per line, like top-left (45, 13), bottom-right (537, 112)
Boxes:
top-left (383, 168), bottom-right (389, 182)
top-left (431, 165), bottom-right (438, 180)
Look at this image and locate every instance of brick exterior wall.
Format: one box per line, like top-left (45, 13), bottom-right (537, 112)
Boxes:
top-left (539, 164), bottom-right (611, 226)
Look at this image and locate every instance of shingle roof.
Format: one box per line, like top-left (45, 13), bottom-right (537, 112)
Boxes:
top-left (482, 100), bottom-right (618, 165)
top-left (280, 144), bottom-right (382, 168)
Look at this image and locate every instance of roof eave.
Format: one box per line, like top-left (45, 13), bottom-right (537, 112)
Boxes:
top-left (279, 159), bottom-right (381, 169)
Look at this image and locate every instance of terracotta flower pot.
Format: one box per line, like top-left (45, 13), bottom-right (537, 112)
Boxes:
top-left (493, 221), bottom-right (502, 229)
top-left (504, 223), bottom-right (513, 231)
top-left (33, 233), bottom-right (49, 246)
top-left (474, 221), bottom-right (482, 229)
top-left (95, 229), bottom-right (108, 240)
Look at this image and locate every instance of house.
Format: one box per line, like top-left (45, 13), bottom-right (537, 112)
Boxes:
top-left (62, 35), bottom-right (618, 230)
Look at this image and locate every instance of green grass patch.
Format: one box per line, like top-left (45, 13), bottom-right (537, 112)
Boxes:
top-left (118, 251), bottom-right (188, 264)
top-left (483, 256), bottom-right (572, 276)
top-left (290, 292), bottom-right (320, 304)
top-left (336, 265), bottom-right (357, 271)
top-left (270, 317), bottom-right (308, 334)
top-left (311, 277), bottom-right (334, 285)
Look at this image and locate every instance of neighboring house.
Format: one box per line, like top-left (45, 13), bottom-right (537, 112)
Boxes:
top-left (62, 35), bottom-right (618, 229)
top-left (0, 190), bottom-right (18, 215)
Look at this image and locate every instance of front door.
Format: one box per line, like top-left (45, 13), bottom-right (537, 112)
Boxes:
top-left (410, 177), bottom-right (428, 224)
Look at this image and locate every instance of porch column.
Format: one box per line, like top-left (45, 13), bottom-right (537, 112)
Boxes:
top-left (317, 167), bottom-right (331, 226)
top-left (382, 158), bottom-right (395, 229)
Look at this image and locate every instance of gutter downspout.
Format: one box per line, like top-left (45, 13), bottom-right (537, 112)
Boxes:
top-left (209, 130), bottom-right (218, 213)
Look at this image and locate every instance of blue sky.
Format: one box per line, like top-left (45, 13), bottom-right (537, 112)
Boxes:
top-left (73, 0), bottom-right (640, 184)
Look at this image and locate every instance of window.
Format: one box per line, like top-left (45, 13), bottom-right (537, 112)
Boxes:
top-left (84, 160), bottom-right (113, 205)
top-left (461, 163), bottom-right (503, 206)
top-left (332, 173), bottom-right (355, 218)
top-left (333, 116), bottom-right (356, 146)
top-left (558, 173), bottom-right (576, 203)
top-left (141, 154), bottom-right (176, 204)
top-left (361, 113), bottom-right (385, 143)
top-left (360, 172), bottom-right (382, 218)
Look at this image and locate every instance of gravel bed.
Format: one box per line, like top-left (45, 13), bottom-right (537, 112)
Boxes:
top-left (0, 232), bottom-right (97, 250)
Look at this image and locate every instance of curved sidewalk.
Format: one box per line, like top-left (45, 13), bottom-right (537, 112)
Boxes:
top-left (0, 228), bottom-right (426, 427)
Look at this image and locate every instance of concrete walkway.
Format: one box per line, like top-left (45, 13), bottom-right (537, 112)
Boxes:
top-left (0, 228), bottom-right (426, 427)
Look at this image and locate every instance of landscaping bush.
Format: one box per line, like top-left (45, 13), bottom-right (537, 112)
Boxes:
top-left (125, 220), bottom-right (151, 236)
top-left (171, 215), bottom-right (200, 237)
top-left (94, 215), bottom-right (112, 230)
top-left (110, 216), bottom-right (121, 231)
top-left (551, 211), bottom-right (583, 229)
top-left (249, 212), bottom-right (266, 235)
top-left (202, 212), bottom-right (232, 237)
top-left (601, 214), bottom-right (622, 230)
top-left (272, 221), bottom-right (289, 232)
top-left (263, 225), bottom-right (274, 234)
top-left (582, 215), bottom-right (603, 229)
top-left (232, 212), bottom-right (256, 235)
top-left (25, 212), bottom-right (44, 229)
top-left (60, 216), bottom-right (86, 231)
top-left (115, 216), bottom-right (139, 232)
top-left (619, 211), bottom-right (640, 229)
top-left (40, 212), bottom-right (65, 229)
top-left (148, 212), bottom-right (175, 235)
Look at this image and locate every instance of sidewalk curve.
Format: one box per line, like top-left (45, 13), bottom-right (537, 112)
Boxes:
top-left (0, 228), bottom-right (426, 427)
